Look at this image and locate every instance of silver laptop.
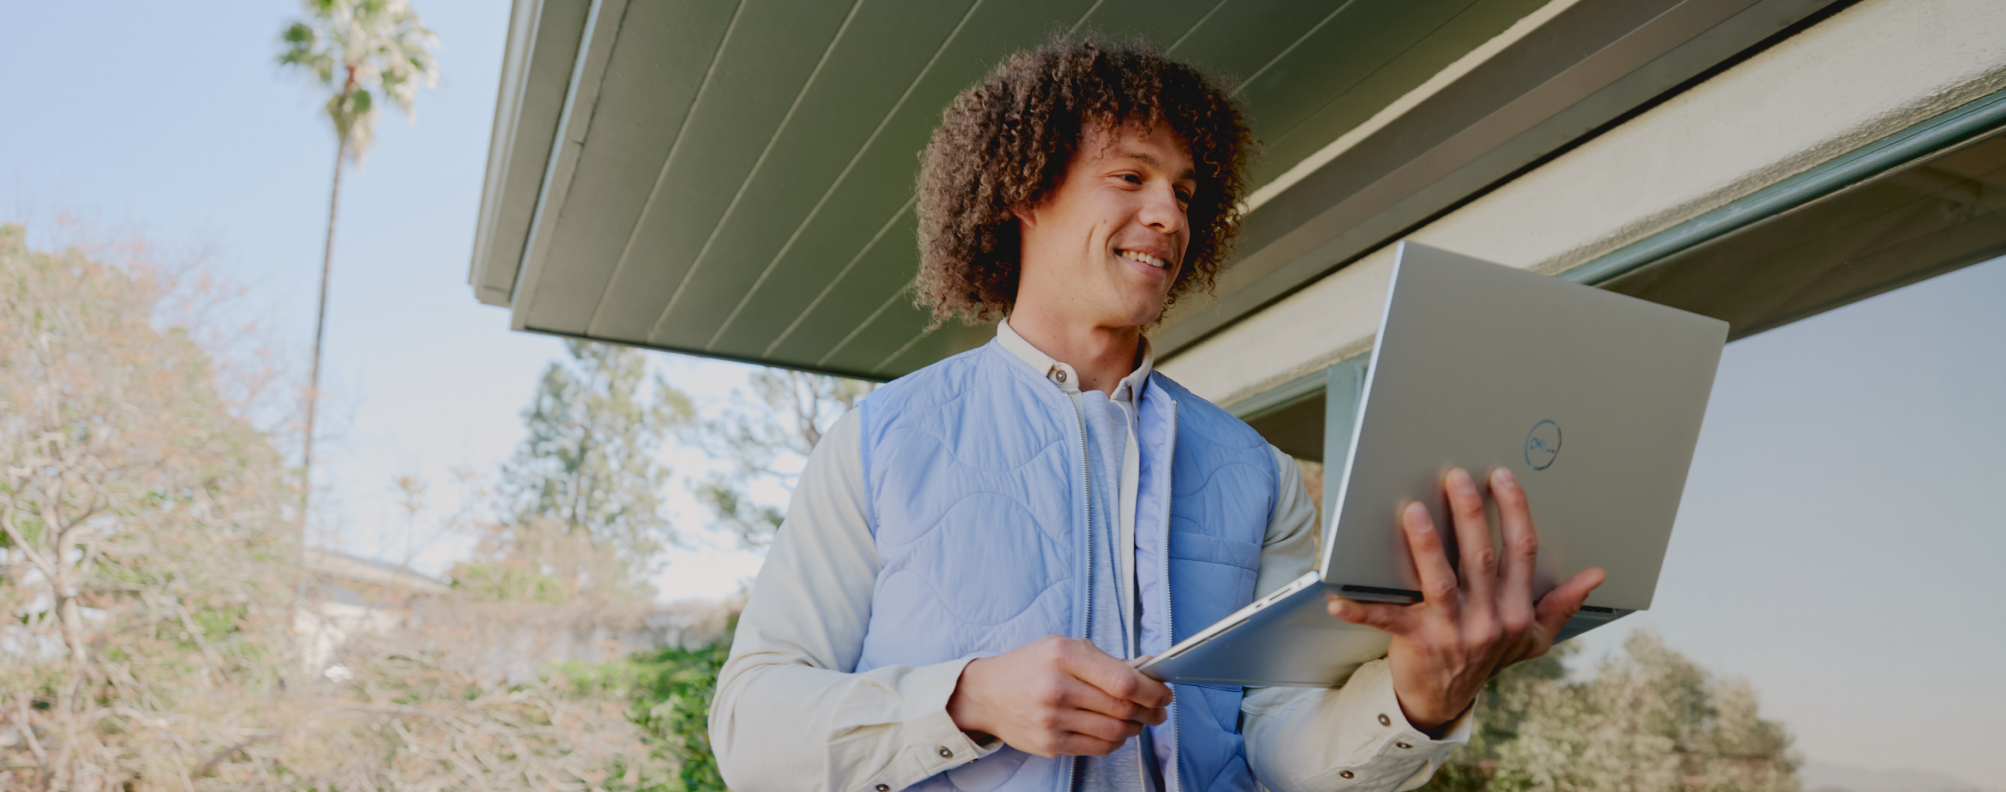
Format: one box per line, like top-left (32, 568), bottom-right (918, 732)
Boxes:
top-left (1139, 242), bottom-right (1727, 687)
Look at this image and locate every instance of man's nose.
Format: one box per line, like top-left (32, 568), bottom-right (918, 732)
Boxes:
top-left (1138, 182), bottom-right (1187, 236)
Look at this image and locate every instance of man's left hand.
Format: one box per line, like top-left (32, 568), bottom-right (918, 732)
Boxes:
top-left (1327, 466), bottom-right (1605, 734)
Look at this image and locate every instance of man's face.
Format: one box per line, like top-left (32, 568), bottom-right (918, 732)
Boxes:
top-left (1016, 121), bottom-right (1196, 329)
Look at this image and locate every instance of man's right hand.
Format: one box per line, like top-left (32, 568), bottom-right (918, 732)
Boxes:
top-left (945, 635), bottom-right (1172, 758)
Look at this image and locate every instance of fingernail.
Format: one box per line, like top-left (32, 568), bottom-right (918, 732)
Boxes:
top-left (1494, 467), bottom-right (1517, 489)
top-left (1449, 468), bottom-right (1475, 495)
top-left (1405, 502), bottom-right (1432, 532)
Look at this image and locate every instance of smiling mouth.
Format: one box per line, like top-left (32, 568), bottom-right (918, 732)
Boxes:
top-left (1119, 249), bottom-right (1170, 270)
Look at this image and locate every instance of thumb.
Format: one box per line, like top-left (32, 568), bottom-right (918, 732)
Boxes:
top-left (1535, 566), bottom-right (1606, 637)
top-left (1329, 597), bottom-right (1414, 634)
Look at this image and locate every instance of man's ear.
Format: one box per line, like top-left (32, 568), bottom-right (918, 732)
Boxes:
top-left (1011, 203), bottom-right (1038, 230)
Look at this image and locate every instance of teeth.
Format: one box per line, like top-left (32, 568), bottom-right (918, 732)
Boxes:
top-left (1121, 250), bottom-right (1167, 269)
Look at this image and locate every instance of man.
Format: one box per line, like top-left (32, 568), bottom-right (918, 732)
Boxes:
top-left (710, 38), bottom-right (1603, 792)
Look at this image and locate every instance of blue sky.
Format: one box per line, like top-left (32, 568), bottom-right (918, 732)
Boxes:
top-left (4, 3), bottom-right (2001, 789)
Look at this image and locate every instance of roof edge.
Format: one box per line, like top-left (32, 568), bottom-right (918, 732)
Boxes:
top-left (468, 0), bottom-right (592, 309)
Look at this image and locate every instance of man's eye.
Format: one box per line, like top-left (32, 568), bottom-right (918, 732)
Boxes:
top-left (1120, 173), bottom-right (1143, 185)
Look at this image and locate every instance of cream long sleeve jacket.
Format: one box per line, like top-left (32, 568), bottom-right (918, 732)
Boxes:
top-left (710, 332), bottom-right (1470, 792)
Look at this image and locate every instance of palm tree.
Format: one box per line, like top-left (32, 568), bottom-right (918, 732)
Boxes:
top-left (277, 0), bottom-right (438, 545)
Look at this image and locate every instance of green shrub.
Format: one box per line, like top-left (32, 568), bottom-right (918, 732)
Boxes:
top-left (565, 636), bottom-right (733, 792)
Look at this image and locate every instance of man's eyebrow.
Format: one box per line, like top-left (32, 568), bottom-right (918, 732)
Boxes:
top-left (1115, 150), bottom-right (1197, 181)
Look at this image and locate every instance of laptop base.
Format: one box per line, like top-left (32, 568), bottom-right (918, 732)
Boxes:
top-left (1142, 581), bottom-right (1633, 687)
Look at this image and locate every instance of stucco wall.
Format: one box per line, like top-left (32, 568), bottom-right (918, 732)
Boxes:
top-left (1160, 0), bottom-right (2006, 408)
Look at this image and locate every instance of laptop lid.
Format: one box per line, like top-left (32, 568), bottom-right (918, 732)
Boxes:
top-left (1318, 243), bottom-right (1727, 612)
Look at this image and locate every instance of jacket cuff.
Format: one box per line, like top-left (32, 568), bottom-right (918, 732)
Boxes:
top-left (1312, 659), bottom-right (1469, 792)
top-left (1246, 659), bottom-right (1473, 792)
top-left (848, 657), bottom-right (1002, 792)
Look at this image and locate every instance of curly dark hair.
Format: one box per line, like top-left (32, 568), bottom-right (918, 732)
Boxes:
top-left (913, 36), bottom-right (1253, 327)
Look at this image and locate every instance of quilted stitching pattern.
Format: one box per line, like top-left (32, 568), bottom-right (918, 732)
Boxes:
top-left (859, 345), bottom-right (1083, 674)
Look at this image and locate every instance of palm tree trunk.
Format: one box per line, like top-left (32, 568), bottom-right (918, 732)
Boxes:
top-left (297, 135), bottom-right (345, 608)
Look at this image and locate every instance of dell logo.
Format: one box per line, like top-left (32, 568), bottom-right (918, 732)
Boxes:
top-left (1525, 420), bottom-right (1562, 470)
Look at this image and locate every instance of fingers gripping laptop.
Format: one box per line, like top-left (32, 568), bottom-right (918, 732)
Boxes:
top-left (1139, 242), bottom-right (1728, 687)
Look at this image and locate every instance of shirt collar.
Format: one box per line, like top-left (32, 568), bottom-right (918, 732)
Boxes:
top-left (995, 318), bottom-right (1154, 403)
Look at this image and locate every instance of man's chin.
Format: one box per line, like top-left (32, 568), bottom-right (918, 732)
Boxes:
top-left (1123, 303), bottom-right (1169, 331)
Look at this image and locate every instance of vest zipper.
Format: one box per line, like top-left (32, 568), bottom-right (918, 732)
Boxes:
top-left (1161, 399), bottom-right (1181, 792)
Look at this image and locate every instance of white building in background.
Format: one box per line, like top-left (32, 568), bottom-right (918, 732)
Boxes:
top-left (297, 549), bottom-right (736, 681)
top-left (295, 549), bottom-right (450, 674)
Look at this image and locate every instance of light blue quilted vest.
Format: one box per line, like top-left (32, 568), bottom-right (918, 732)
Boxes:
top-left (858, 340), bottom-right (1276, 792)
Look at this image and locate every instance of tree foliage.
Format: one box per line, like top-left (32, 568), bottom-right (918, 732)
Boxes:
top-left (470, 340), bottom-right (693, 599)
top-left (295, 596), bottom-right (672, 792)
top-left (1424, 630), bottom-right (1800, 792)
top-left (277, 0), bottom-right (439, 164)
top-left (564, 637), bottom-right (735, 792)
top-left (0, 225), bottom-right (666, 790)
top-left (688, 369), bottom-right (871, 549)
top-left (0, 223), bottom-right (298, 790)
